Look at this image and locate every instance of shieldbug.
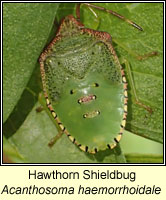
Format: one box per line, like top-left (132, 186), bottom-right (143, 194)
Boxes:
top-left (39, 3), bottom-right (157, 154)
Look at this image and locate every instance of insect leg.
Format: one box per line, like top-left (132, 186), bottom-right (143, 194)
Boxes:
top-left (36, 106), bottom-right (44, 113)
top-left (134, 51), bottom-right (158, 61)
top-left (48, 131), bottom-right (64, 147)
top-left (121, 58), bottom-right (153, 113)
top-left (113, 38), bottom-right (158, 60)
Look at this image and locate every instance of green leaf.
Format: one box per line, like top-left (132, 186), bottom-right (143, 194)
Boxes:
top-left (125, 153), bottom-right (163, 163)
top-left (3, 136), bottom-right (24, 163)
top-left (3, 3), bottom-right (60, 123)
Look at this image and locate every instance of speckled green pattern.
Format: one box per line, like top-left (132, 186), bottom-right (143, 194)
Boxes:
top-left (44, 38), bottom-right (121, 100)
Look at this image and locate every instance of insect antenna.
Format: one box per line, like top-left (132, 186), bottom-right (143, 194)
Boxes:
top-left (78, 3), bottom-right (143, 31)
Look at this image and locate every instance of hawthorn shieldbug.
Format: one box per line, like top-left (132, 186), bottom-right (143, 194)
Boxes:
top-left (39, 3), bottom-right (156, 154)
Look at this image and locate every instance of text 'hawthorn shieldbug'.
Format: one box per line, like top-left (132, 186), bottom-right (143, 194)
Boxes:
top-left (39, 3), bottom-right (153, 154)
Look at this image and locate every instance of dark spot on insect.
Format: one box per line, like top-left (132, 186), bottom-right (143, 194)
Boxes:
top-left (78, 99), bottom-right (81, 104)
top-left (114, 138), bottom-right (119, 143)
top-left (44, 65), bottom-right (49, 72)
top-left (47, 102), bottom-right (51, 106)
top-left (94, 83), bottom-right (99, 87)
top-left (107, 144), bottom-right (111, 149)
top-left (120, 124), bottom-right (124, 129)
top-left (85, 146), bottom-right (88, 152)
top-left (73, 138), bottom-right (76, 144)
top-left (78, 144), bottom-right (82, 147)
top-left (67, 134), bottom-right (71, 137)
top-left (94, 148), bottom-right (98, 153)
top-left (119, 132), bottom-right (123, 135)
top-left (70, 89), bottom-right (74, 94)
